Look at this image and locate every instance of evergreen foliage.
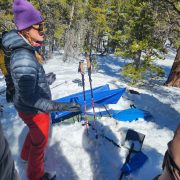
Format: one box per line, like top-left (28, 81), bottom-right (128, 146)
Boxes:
top-left (109, 1), bottom-right (165, 84)
top-left (0, 1), bottom-right (14, 31)
top-left (0, 0), bottom-right (179, 85)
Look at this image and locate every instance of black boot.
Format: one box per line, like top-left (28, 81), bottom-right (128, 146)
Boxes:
top-left (41, 172), bottom-right (56, 180)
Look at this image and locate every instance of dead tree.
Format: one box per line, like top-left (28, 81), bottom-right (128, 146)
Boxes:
top-left (165, 47), bottom-right (180, 87)
top-left (63, 20), bottom-right (88, 62)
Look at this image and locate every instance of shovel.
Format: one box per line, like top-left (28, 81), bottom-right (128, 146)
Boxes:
top-left (119, 129), bottom-right (147, 180)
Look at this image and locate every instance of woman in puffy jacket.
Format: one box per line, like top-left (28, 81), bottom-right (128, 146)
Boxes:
top-left (2, 0), bottom-right (80, 180)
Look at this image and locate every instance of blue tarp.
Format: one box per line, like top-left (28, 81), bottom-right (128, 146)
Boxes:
top-left (87, 109), bottom-right (114, 117)
top-left (51, 84), bottom-right (126, 123)
top-left (112, 108), bottom-right (152, 122)
top-left (56, 84), bottom-right (110, 103)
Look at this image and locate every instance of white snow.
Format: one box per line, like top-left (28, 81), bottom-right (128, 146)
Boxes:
top-left (0, 50), bottom-right (179, 180)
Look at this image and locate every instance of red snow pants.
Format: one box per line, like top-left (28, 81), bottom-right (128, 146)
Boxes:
top-left (19, 112), bottom-right (50, 180)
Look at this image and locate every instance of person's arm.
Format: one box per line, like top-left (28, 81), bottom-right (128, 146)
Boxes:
top-left (168, 124), bottom-right (180, 168)
top-left (156, 124), bottom-right (180, 180)
top-left (0, 122), bottom-right (19, 180)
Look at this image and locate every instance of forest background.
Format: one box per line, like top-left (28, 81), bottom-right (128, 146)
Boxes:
top-left (0, 0), bottom-right (179, 87)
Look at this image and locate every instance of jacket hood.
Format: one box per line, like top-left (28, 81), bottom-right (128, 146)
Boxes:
top-left (2, 30), bottom-right (33, 51)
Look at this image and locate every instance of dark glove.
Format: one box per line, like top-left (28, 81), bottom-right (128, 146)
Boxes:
top-left (46, 72), bottom-right (56, 85)
top-left (53, 101), bottom-right (81, 112)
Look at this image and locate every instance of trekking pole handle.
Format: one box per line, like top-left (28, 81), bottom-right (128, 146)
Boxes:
top-left (86, 56), bottom-right (91, 69)
top-left (78, 60), bottom-right (84, 74)
top-left (86, 55), bottom-right (92, 79)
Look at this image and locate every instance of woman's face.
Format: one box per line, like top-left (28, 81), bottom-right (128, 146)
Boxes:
top-left (28, 23), bottom-right (45, 42)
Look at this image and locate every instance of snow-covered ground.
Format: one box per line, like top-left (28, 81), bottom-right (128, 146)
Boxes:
top-left (0, 49), bottom-right (179, 180)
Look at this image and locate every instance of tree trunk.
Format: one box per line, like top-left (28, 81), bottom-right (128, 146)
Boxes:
top-left (69, 3), bottom-right (75, 29)
top-left (134, 50), bottom-right (142, 69)
top-left (48, 38), bottom-right (53, 59)
top-left (165, 47), bottom-right (180, 88)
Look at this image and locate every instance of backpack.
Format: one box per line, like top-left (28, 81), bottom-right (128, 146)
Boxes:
top-left (0, 49), bottom-right (8, 76)
top-left (0, 32), bottom-right (15, 102)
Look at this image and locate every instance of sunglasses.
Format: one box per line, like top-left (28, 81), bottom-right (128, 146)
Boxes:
top-left (32, 22), bottom-right (46, 35)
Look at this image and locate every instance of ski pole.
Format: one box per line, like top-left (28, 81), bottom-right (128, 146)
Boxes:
top-left (51, 81), bottom-right (67, 89)
top-left (86, 55), bottom-right (96, 123)
top-left (78, 60), bottom-right (89, 133)
top-left (86, 55), bottom-right (98, 138)
top-left (103, 105), bottom-right (112, 117)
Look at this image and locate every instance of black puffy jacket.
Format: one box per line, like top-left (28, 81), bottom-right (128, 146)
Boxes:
top-left (2, 30), bottom-right (52, 113)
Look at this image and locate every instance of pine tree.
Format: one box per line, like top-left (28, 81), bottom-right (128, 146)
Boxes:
top-left (161, 0), bottom-right (180, 87)
top-left (84, 0), bottom-right (109, 55)
top-left (109, 0), bottom-right (166, 84)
